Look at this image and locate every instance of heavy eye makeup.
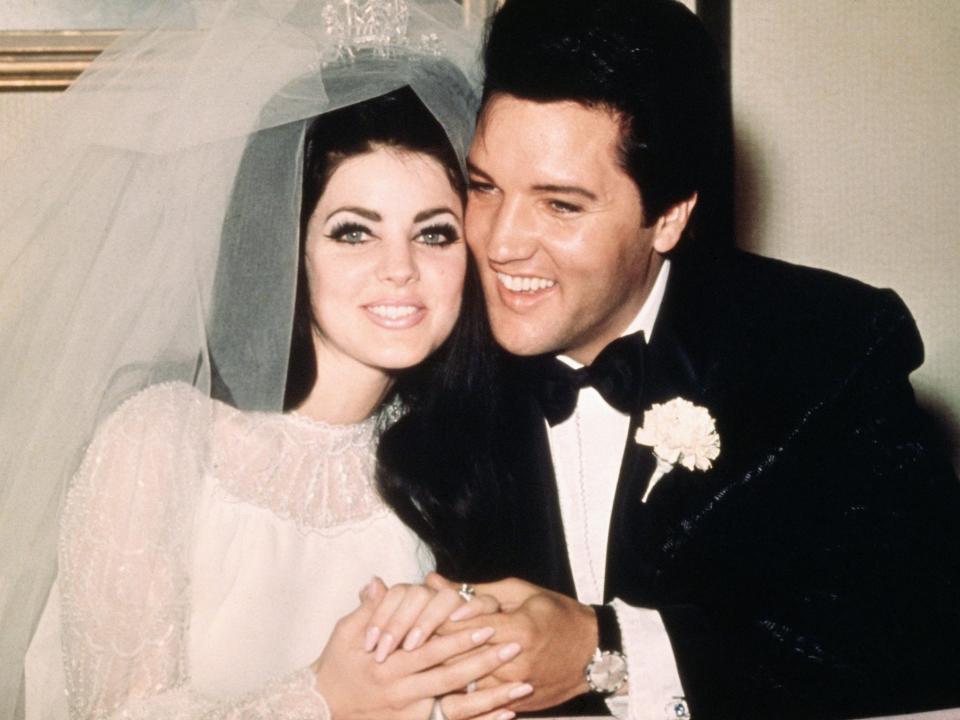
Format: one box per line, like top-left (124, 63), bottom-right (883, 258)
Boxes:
top-left (416, 221), bottom-right (461, 247)
top-left (325, 221), bottom-right (374, 245)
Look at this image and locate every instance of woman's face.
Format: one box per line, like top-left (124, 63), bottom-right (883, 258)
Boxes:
top-left (304, 147), bottom-right (466, 373)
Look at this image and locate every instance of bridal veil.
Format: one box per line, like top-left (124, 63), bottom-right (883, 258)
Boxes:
top-left (0, 1), bottom-right (481, 714)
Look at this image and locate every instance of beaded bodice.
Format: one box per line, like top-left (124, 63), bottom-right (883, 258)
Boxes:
top-left (50, 382), bottom-right (418, 719)
top-left (209, 400), bottom-right (387, 535)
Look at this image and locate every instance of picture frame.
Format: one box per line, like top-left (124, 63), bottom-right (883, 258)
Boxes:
top-left (0, 30), bottom-right (118, 91)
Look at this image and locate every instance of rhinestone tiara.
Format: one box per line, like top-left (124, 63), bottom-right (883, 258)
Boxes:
top-left (321, 0), bottom-right (443, 61)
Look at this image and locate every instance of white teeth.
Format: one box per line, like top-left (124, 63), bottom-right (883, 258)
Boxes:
top-left (496, 272), bottom-right (556, 293)
top-left (368, 305), bottom-right (419, 319)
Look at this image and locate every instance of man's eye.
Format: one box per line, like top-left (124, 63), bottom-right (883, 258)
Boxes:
top-left (468, 179), bottom-right (496, 194)
top-left (417, 223), bottom-right (460, 247)
top-left (549, 199), bottom-right (583, 214)
top-left (327, 222), bottom-right (372, 244)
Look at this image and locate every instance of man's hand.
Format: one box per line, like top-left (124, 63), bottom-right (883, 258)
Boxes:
top-left (427, 574), bottom-right (598, 712)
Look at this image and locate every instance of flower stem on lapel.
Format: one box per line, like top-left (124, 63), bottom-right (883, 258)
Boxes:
top-left (634, 397), bottom-right (720, 503)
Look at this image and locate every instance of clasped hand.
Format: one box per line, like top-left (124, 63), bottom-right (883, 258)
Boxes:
top-left (424, 574), bottom-right (599, 713)
top-left (311, 577), bottom-right (533, 720)
top-left (313, 573), bottom-right (597, 717)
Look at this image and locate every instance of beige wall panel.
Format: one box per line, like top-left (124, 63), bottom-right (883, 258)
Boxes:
top-left (0, 91), bottom-right (57, 158)
top-left (732, 0), bottom-right (960, 463)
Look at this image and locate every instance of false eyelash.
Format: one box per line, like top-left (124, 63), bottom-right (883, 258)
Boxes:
top-left (418, 222), bottom-right (461, 246)
top-left (326, 221), bottom-right (371, 243)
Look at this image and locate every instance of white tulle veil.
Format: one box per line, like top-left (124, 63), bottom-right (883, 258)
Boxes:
top-left (0, 1), bottom-right (481, 713)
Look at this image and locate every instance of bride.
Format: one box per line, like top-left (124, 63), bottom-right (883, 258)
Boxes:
top-left (0, 1), bottom-right (528, 718)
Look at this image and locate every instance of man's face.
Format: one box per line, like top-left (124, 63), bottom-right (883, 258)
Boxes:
top-left (466, 95), bottom-right (687, 364)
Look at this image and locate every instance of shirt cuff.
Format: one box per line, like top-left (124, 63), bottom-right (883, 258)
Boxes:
top-left (607, 598), bottom-right (688, 720)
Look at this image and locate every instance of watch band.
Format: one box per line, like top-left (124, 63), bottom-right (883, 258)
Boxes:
top-left (591, 603), bottom-right (623, 654)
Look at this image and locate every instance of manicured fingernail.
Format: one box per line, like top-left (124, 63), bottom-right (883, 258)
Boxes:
top-left (496, 712), bottom-right (516, 720)
top-left (498, 642), bottom-right (521, 661)
top-left (364, 626), bottom-right (380, 652)
top-left (449, 604), bottom-right (473, 622)
top-left (508, 683), bottom-right (533, 700)
top-left (471, 626), bottom-right (495, 644)
top-left (403, 627), bottom-right (423, 651)
top-left (375, 633), bottom-right (394, 663)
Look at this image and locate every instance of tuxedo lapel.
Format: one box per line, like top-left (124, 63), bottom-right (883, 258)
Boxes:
top-left (618, 322), bottom-right (702, 494)
top-left (604, 258), bottom-right (715, 603)
top-left (496, 377), bottom-right (578, 596)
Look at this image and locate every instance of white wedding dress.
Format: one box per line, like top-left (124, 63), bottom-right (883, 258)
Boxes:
top-left (25, 382), bottom-right (431, 719)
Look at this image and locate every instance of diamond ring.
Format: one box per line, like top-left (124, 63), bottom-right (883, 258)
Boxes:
top-left (458, 583), bottom-right (476, 602)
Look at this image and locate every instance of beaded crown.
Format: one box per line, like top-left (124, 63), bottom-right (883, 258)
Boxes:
top-left (321, 0), bottom-right (443, 60)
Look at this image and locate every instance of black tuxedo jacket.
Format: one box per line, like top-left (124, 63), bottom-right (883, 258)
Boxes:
top-left (435, 250), bottom-right (960, 719)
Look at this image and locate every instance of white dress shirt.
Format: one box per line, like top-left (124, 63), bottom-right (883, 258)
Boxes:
top-left (547, 260), bottom-right (687, 719)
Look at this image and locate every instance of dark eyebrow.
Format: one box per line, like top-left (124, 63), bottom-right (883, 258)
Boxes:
top-left (325, 206), bottom-right (381, 222)
top-left (414, 207), bottom-right (459, 223)
top-left (531, 184), bottom-right (599, 202)
top-left (466, 161), bottom-right (493, 182)
top-left (467, 161), bottom-right (598, 202)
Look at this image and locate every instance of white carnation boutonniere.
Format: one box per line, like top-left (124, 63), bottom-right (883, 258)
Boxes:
top-left (634, 397), bottom-right (720, 503)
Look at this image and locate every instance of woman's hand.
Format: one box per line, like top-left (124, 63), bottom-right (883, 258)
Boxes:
top-left (313, 586), bottom-right (532, 720)
top-left (363, 576), bottom-right (500, 661)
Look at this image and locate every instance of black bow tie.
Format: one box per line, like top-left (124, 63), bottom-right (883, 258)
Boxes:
top-left (532, 331), bottom-right (646, 426)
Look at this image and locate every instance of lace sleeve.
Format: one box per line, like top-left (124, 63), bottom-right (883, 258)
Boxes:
top-left (58, 383), bottom-right (330, 720)
top-left (104, 669), bottom-right (329, 720)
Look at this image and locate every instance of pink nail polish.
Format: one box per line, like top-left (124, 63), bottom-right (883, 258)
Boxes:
top-left (403, 627), bottom-right (423, 651)
top-left (496, 712), bottom-right (516, 720)
top-left (363, 626), bottom-right (380, 652)
top-left (375, 633), bottom-right (394, 663)
top-left (497, 642), bottom-right (521, 661)
top-left (471, 626), bottom-right (495, 644)
top-left (508, 683), bottom-right (533, 700)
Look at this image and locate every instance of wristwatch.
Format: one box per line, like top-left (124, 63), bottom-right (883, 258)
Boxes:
top-left (584, 604), bottom-right (629, 696)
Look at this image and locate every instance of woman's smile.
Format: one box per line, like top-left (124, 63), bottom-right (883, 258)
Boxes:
top-left (362, 299), bottom-right (428, 328)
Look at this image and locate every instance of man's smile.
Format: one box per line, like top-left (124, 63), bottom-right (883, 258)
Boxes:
top-left (495, 271), bottom-right (557, 293)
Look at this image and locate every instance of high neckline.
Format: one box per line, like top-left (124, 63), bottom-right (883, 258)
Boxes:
top-left (287, 409), bottom-right (379, 432)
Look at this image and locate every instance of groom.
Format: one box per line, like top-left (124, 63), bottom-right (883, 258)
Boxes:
top-left (429, 0), bottom-right (960, 718)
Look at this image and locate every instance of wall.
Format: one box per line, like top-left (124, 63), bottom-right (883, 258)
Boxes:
top-left (1, 92), bottom-right (56, 153)
top-left (731, 1), bottom-right (960, 464)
